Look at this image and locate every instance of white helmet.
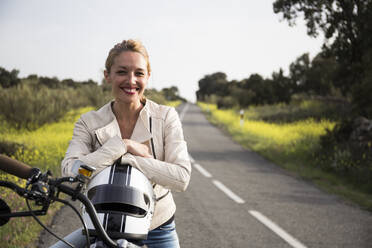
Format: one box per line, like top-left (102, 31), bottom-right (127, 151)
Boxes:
top-left (82, 161), bottom-right (155, 241)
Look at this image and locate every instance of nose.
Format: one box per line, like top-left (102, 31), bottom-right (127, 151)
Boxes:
top-left (128, 73), bottom-right (136, 85)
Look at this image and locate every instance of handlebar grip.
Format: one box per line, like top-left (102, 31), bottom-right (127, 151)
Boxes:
top-left (0, 155), bottom-right (33, 179)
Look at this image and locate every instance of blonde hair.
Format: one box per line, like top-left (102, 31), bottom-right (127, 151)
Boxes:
top-left (105, 39), bottom-right (151, 74)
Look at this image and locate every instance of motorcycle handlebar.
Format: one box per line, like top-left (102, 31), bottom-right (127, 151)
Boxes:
top-left (0, 155), bottom-right (120, 248)
top-left (0, 155), bottom-right (33, 180)
top-left (57, 184), bottom-right (119, 248)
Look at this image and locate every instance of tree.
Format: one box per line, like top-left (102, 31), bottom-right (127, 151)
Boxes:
top-left (229, 81), bottom-right (255, 107)
top-left (61, 78), bottom-right (77, 88)
top-left (26, 74), bottom-right (38, 80)
top-left (274, 0), bottom-right (372, 117)
top-left (271, 68), bottom-right (292, 103)
top-left (288, 52), bottom-right (338, 96)
top-left (305, 53), bottom-right (338, 96)
top-left (288, 53), bottom-right (310, 93)
top-left (352, 51), bottom-right (372, 118)
top-left (242, 73), bottom-right (274, 105)
top-left (39, 76), bottom-right (60, 88)
top-left (0, 67), bottom-right (20, 88)
top-left (196, 72), bottom-right (229, 101)
top-left (162, 86), bottom-right (180, 101)
top-left (273, 0), bottom-right (372, 96)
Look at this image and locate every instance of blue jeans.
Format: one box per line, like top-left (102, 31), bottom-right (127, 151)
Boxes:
top-left (49, 220), bottom-right (180, 248)
top-left (137, 220), bottom-right (180, 248)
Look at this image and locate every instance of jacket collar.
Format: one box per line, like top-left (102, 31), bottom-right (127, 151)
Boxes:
top-left (94, 100), bottom-right (152, 145)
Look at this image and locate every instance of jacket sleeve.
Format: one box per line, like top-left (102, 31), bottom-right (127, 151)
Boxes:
top-left (121, 107), bottom-right (191, 192)
top-left (61, 117), bottom-right (127, 177)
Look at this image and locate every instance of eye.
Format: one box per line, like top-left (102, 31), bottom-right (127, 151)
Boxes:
top-left (136, 71), bottom-right (145, 77)
top-left (117, 70), bottom-right (127, 75)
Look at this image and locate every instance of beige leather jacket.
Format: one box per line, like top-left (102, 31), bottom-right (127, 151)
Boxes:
top-left (61, 99), bottom-right (191, 230)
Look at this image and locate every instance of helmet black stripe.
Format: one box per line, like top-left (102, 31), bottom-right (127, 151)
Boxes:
top-left (127, 165), bottom-right (132, 186)
top-left (111, 162), bottom-right (132, 233)
top-left (112, 164), bottom-right (128, 186)
top-left (103, 163), bottom-right (116, 231)
top-left (121, 214), bottom-right (126, 233)
top-left (121, 165), bottom-right (131, 233)
top-left (107, 212), bottom-right (123, 233)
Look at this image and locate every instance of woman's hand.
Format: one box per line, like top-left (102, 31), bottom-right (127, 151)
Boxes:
top-left (123, 139), bottom-right (152, 158)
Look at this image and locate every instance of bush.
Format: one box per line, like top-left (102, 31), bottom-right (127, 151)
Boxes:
top-left (249, 97), bottom-right (351, 123)
top-left (352, 79), bottom-right (372, 119)
top-left (0, 84), bottom-right (71, 130)
top-left (144, 88), bottom-right (167, 105)
top-left (0, 141), bottom-right (26, 157)
top-left (74, 85), bottom-right (112, 109)
top-left (316, 119), bottom-right (372, 192)
top-left (0, 74), bottom-right (182, 130)
top-left (217, 96), bottom-right (238, 109)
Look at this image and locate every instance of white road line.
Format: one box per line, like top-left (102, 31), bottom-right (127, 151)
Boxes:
top-left (212, 180), bottom-right (245, 204)
top-left (179, 103), bottom-right (189, 121)
top-left (193, 163), bottom-right (212, 178)
top-left (249, 210), bottom-right (307, 248)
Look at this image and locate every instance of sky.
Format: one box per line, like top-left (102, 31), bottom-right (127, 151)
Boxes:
top-left (0, 0), bottom-right (323, 102)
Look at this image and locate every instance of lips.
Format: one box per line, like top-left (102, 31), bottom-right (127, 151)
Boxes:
top-left (121, 86), bottom-right (140, 95)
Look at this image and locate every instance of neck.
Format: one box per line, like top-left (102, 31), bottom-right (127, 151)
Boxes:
top-left (112, 100), bottom-right (143, 122)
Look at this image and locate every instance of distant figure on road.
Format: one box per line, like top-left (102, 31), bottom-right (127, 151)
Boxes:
top-left (61, 39), bottom-right (191, 248)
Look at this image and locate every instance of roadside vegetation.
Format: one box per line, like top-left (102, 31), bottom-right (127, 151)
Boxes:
top-left (196, 75), bottom-right (372, 211)
top-left (0, 69), bottom-right (185, 248)
top-left (0, 107), bottom-right (91, 248)
top-left (196, 1), bottom-right (372, 211)
top-left (198, 101), bottom-right (372, 211)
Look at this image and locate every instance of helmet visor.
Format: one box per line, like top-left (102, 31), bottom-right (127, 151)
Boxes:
top-left (88, 184), bottom-right (150, 217)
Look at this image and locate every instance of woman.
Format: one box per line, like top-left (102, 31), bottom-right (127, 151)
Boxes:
top-left (61, 39), bottom-right (191, 248)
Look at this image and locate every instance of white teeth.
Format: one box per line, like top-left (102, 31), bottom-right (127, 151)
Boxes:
top-left (123, 88), bottom-right (136, 93)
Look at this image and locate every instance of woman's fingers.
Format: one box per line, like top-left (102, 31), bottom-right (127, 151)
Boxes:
top-left (123, 139), bottom-right (152, 158)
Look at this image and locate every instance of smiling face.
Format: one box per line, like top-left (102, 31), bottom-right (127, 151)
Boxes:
top-left (105, 51), bottom-right (150, 107)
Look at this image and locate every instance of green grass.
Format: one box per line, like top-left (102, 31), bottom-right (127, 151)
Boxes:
top-left (243, 99), bottom-right (350, 123)
top-left (166, 100), bottom-right (182, 108)
top-left (0, 107), bottom-right (93, 248)
top-left (198, 102), bottom-right (372, 211)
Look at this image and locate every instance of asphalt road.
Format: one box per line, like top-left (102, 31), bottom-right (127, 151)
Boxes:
top-left (38, 103), bottom-right (372, 248)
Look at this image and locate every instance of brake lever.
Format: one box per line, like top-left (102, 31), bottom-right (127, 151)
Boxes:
top-left (49, 175), bottom-right (87, 202)
top-left (26, 168), bottom-right (42, 185)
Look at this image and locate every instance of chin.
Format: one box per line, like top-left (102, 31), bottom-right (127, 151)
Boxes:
top-left (117, 95), bottom-right (141, 105)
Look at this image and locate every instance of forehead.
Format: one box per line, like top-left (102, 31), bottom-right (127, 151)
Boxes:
top-left (113, 51), bottom-right (147, 70)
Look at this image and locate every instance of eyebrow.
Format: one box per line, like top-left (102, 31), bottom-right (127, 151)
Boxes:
top-left (117, 66), bottom-right (145, 71)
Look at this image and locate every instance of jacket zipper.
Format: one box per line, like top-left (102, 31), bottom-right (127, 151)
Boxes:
top-left (149, 116), bottom-right (169, 201)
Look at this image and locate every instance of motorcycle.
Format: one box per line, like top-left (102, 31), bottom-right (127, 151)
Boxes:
top-left (0, 155), bottom-right (151, 248)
